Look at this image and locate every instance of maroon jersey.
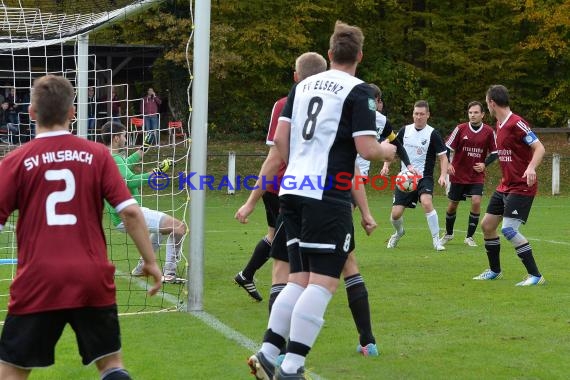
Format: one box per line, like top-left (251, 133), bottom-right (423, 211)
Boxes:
top-left (446, 122), bottom-right (497, 184)
top-left (0, 131), bottom-right (135, 315)
top-left (495, 112), bottom-right (539, 195)
top-left (265, 97), bottom-right (287, 194)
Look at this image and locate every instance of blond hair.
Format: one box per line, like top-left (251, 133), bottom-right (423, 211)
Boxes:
top-left (295, 52), bottom-right (327, 80)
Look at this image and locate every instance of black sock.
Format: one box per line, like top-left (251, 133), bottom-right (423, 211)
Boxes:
top-left (516, 243), bottom-right (541, 277)
top-left (345, 274), bottom-right (375, 346)
top-left (485, 237), bottom-right (501, 273)
top-left (445, 212), bottom-right (456, 236)
top-left (101, 368), bottom-right (131, 380)
top-left (268, 283), bottom-right (286, 315)
top-left (242, 237), bottom-right (271, 280)
top-left (466, 212), bottom-right (480, 238)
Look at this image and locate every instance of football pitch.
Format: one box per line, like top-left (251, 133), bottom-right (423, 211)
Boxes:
top-left (6, 191), bottom-right (570, 379)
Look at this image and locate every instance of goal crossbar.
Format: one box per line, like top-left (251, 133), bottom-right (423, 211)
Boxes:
top-left (0, 0), bottom-right (162, 52)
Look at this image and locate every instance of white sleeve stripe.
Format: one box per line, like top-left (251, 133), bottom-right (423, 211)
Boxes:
top-left (115, 198), bottom-right (138, 214)
top-left (445, 127), bottom-right (459, 146)
top-left (266, 141), bottom-right (275, 146)
top-left (437, 151), bottom-right (447, 156)
top-left (516, 120), bottom-right (531, 133)
top-left (353, 130), bottom-right (377, 137)
top-left (278, 116), bottom-right (291, 123)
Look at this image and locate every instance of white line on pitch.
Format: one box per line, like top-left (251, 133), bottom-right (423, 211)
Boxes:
top-left (119, 271), bottom-right (325, 380)
top-left (454, 229), bottom-right (570, 246)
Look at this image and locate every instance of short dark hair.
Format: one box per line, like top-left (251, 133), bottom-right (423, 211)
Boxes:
top-left (414, 100), bottom-right (429, 112)
top-left (329, 20), bottom-right (364, 65)
top-left (31, 75), bottom-right (74, 127)
top-left (467, 101), bottom-right (484, 113)
top-left (368, 83), bottom-right (382, 100)
top-left (486, 85), bottom-right (509, 107)
top-left (100, 121), bottom-right (126, 146)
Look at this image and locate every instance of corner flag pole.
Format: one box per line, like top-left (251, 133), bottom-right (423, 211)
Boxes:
top-left (187, 0), bottom-right (211, 311)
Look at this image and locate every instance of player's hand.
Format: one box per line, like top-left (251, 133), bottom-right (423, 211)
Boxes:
top-left (473, 163), bottom-right (485, 173)
top-left (447, 164), bottom-right (456, 175)
top-left (235, 203), bottom-right (254, 224)
top-left (380, 163), bottom-right (390, 176)
top-left (522, 166), bottom-right (537, 186)
top-left (438, 175), bottom-right (447, 188)
top-left (153, 158), bottom-right (173, 174)
top-left (360, 213), bottom-right (377, 236)
top-left (141, 133), bottom-right (155, 153)
top-left (407, 165), bottom-right (421, 176)
top-left (142, 261), bottom-right (162, 296)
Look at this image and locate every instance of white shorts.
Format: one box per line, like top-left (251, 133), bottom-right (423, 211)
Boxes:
top-left (116, 207), bottom-right (165, 233)
top-left (355, 155), bottom-right (370, 177)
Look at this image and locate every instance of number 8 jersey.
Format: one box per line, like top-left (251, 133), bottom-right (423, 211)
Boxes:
top-left (278, 69), bottom-right (377, 201)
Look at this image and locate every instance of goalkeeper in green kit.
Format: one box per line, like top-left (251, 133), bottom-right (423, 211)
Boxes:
top-left (101, 121), bottom-right (187, 283)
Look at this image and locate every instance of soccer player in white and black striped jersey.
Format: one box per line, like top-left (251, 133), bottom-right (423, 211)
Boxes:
top-left (383, 100), bottom-right (449, 251)
top-left (247, 21), bottom-right (396, 380)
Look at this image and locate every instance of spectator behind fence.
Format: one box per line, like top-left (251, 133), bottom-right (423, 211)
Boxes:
top-left (140, 87), bottom-right (161, 144)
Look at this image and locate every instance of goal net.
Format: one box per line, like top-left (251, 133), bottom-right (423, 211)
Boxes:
top-left (0, 0), bottom-right (192, 318)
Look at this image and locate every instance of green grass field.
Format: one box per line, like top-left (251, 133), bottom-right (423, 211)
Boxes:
top-left (6, 189), bottom-right (568, 380)
top-left (1, 135), bottom-right (569, 379)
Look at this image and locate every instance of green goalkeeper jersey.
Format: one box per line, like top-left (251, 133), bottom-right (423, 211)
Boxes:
top-left (105, 151), bottom-right (150, 226)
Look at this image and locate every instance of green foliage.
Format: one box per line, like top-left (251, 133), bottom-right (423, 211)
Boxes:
top-left (33, 0), bottom-right (570, 135)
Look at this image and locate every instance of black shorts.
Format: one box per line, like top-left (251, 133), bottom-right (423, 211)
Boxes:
top-left (392, 176), bottom-right (435, 209)
top-left (486, 191), bottom-right (534, 223)
top-left (0, 305), bottom-right (121, 368)
top-left (447, 183), bottom-right (484, 202)
top-left (270, 213), bottom-right (289, 262)
top-left (262, 192), bottom-right (280, 228)
top-left (280, 194), bottom-right (353, 279)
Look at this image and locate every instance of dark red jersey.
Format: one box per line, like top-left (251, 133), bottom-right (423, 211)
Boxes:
top-left (446, 122), bottom-right (497, 184)
top-left (265, 97), bottom-right (287, 194)
top-left (0, 131), bottom-right (135, 314)
top-left (495, 113), bottom-right (539, 195)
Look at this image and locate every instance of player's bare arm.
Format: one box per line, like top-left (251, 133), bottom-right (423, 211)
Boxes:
top-left (351, 165), bottom-right (377, 236)
top-left (235, 146), bottom-right (282, 224)
top-left (523, 140), bottom-right (546, 186)
top-left (355, 135), bottom-right (396, 161)
top-left (119, 204), bottom-right (162, 295)
top-left (273, 120), bottom-right (291, 164)
top-left (438, 152), bottom-right (449, 187)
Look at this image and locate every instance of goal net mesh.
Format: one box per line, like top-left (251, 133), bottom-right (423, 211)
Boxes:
top-left (0, 0), bottom-right (192, 317)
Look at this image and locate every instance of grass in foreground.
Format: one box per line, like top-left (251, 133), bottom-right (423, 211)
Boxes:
top-left (23, 191), bottom-right (570, 379)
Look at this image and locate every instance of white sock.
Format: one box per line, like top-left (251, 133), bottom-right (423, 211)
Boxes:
top-left (282, 284), bottom-right (332, 374)
top-left (164, 233), bottom-right (182, 272)
top-left (426, 210), bottom-right (440, 238)
top-left (391, 216), bottom-right (404, 235)
top-left (261, 282), bottom-right (305, 362)
top-left (149, 233), bottom-right (160, 253)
